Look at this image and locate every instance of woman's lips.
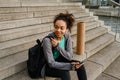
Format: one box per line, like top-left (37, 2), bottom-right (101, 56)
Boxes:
top-left (55, 33), bottom-right (61, 36)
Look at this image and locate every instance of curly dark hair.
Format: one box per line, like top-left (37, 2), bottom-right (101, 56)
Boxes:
top-left (53, 12), bottom-right (75, 32)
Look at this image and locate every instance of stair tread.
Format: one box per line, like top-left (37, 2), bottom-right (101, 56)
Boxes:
top-left (0, 12), bottom-right (89, 31)
top-left (95, 73), bottom-right (119, 80)
top-left (88, 41), bottom-right (120, 70)
top-left (95, 55), bottom-right (120, 80)
top-left (3, 60), bottom-right (103, 80)
top-left (0, 32), bottom-right (49, 50)
top-left (85, 27), bottom-right (108, 42)
top-left (0, 25), bottom-right (104, 58)
top-left (71, 27), bottom-right (108, 48)
top-left (0, 13), bottom-right (90, 42)
top-left (3, 69), bottom-right (45, 80)
top-left (0, 50), bottom-right (28, 71)
top-left (0, 15), bottom-right (93, 35)
top-left (104, 55), bottom-right (120, 79)
top-left (0, 15), bottom-right (95, 49)
top-left (0, 23), bottom-right (52, 42)
top-left (0, 27), bottom-right (105, 69)
top-left (85, 33), bottom-right (114, 57)
top-left (72, 21), bottom-right (100, 33)
top-left (0, 2), bottom-right (82, 8)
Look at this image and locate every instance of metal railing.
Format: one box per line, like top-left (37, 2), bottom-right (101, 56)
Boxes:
top-left (110, 0), bottom-right (120, 41)
top-left (88, 0), bottom-right (120, 41)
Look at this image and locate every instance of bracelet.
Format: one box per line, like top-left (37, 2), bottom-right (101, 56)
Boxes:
top-left (71, 64), bottom-right (76, 70)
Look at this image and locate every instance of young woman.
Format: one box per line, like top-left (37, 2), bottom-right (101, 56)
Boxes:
top-left (43, 12), bottom-right (87, 80)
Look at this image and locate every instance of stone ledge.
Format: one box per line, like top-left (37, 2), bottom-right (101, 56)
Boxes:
top-left (85, 61), bottom-right (103, 80)
top-left (0, 50), bottom-right (28, 72)
top-left (88, 42), bottom-right (120, 70)
top-left (0, 23), bottom-right (52, 42)
top-left (0, 0), bottom-right (82, 8)
top-left (95, 73), bottom-right (119, 80)
top-left (0, 0), bottom-right (21, 7)
top-left (104, 55), bottom-right (120, 79)
top-left (0, 62), bottom-right (26, 80)
top-left (85, 33), bottom-right (114, 58)
top-left (0, 32), bottom-right (50, 50)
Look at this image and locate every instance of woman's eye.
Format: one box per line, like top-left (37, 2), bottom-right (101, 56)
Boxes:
top-left (55, 26), bottom-right (59, 29)
top-left (61, 28), bottom-right (64, 30)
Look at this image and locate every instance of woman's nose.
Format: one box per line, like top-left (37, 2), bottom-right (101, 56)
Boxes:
top-left (57, 28), bottom-right (61, 32)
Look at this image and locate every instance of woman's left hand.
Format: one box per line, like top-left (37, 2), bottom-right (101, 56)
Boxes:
top-left (71, 62), bottom-right (84, 69)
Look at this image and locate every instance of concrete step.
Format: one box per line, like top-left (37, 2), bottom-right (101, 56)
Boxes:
top-left (0, 6), bottom-right (83, 14)
top-left (33, 8), bottom-right (84, 17)
top-left (2, 69), bottom-right (57, 80)
top-left (0, 32), bottom-right (47, 56)
top-left (0, 62), bottom-right (26, 80)
top-left (0, 18), bottom-right (41, 30)
top-left (85, 27), bottom-right (108, 42)
top-left (0, 27), bottom-right (107, 72)
top-left (85, 33), bottom-right (114, 58)
top-left (0, 15), bottom-right (94, 44)
top-left (0, 12), bottom-right (33, 22)
top-left (0, 7), bottom-right (27, 14)
top-left (88, 41), bottom-right (120, 70)
top-left (0, 8), bottom-right (85, 22)
top-left (27, 6), bottom-right (82, 12)
top-left (21, 2), bottom-right (82, 8)
top-left (85, 42), bottom-right (120, 80)
top-left (3, 41), bottom-right (120, 80)
top-left (85, 21), bottom-right (100, 31)
top-left (103, 55), bottom-right (120, 79)
top-left (72, 27), bottom-right (108, 48)
top-left (2, 60), bottom-right (103, 80)
top-left (0, 23), bottom-right (52, 42)
top-left (0, 50), bottom-right (28, 72)
top-left (0, 1), bottom-right (82, 7)
top-left (71, 21), bottom-right (100, 35)
top-left (72, 41), bottom-right (120, 80)
top-left (0, 12), bottom-right (90, 30)
top-left (0, 23), bottom-right (103, 59)
top-left (95, 73), bottom-right (119, 80)
top-left (0, 29), bottom-right (110, 80)
top-left (95, 55), bottom-right (120, 80)
top-left (0, 17), bottom-right (97, 42)
top-left (76, 16), bottom-right (97, 23)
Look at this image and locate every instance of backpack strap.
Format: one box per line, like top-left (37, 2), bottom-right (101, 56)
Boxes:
top-left (36, 39), bottom-right (41, 45)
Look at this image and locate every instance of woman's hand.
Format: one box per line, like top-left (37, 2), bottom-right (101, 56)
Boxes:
top-left (51, 38), bottom-right (59, 47)
top-left (71, 62), bottom-right (84, 69)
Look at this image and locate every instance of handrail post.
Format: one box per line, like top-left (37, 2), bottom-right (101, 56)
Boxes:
top-left (76, 22), bottom-right (85, 55)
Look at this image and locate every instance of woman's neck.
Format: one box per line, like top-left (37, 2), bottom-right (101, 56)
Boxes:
top-left (57, 37), bottom-right (62, 42)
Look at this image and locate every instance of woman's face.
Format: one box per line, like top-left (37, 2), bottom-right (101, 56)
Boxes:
top-left (54, 20), bottom-right (68, 38)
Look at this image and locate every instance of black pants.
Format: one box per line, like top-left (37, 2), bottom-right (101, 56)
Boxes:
top-left (45, 56), bottom-right (87, 80)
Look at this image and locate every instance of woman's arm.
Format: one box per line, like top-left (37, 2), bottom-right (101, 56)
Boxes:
top-left (43, 38), bottom-right (72, 70)
top-left (54, 34), bottom-right (73, 60)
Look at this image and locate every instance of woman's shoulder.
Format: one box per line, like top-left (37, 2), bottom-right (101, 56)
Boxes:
top-left (43, 32), bottom-right (54, 41)
top-left (64, 33), bottom-right (71, 39)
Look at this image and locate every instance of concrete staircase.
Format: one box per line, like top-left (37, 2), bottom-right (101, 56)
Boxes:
top-left (95, 55), bottom-right (120, 80)
top-left (0, 1), bottom-right (120, 80)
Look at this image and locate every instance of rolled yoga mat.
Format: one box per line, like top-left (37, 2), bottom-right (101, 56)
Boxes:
top-left (76, 22), bottom-right (85, 55)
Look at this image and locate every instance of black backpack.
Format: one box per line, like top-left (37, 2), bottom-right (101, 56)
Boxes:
top-left (27, 39), bottom-right (45, 78)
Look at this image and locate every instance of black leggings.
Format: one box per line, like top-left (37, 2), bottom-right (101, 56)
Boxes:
top-left (45, 56), bottom-right (87, 80)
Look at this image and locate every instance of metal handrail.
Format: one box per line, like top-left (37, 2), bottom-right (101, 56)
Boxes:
top-left (110, 0), bottom-right (120, 41)
top-left (110, 0), bottom-right (120, 6)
